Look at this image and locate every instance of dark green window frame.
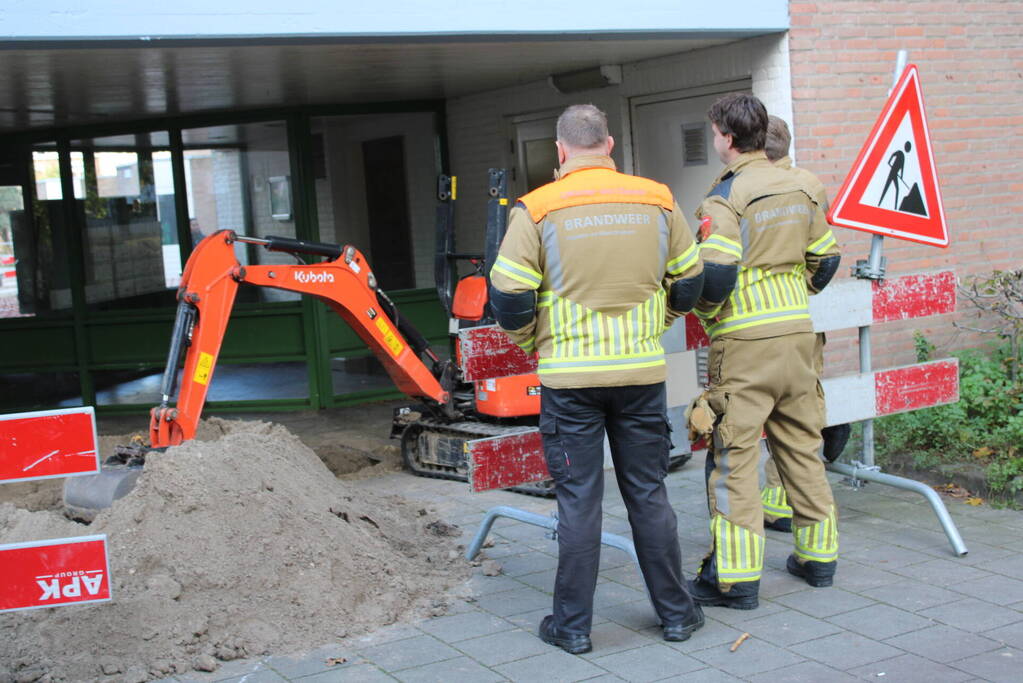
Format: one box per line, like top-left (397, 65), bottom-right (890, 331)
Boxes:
top-left (0, 101), bottom-right (451, 415)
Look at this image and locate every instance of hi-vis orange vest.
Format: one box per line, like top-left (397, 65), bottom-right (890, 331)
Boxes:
top-left (519, 167), bottom-right (674, 223)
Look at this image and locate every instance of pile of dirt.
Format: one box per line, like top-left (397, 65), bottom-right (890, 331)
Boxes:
top-left (0, 418), bottom-right (470, 682)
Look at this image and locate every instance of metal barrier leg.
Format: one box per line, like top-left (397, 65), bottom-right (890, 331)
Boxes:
top-left (465, 505), bottom-right (658, 613)
top-left (828, 461), bottom-right (968, 557)
top-left (465, 505), bottom-right (639, 565)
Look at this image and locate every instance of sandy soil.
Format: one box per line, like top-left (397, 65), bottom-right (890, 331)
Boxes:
top-left (0, 408), bottom-right (469, 682)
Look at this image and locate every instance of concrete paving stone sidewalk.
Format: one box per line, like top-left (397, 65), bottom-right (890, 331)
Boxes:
top-left (167, 450), bottom-right (1023, 682)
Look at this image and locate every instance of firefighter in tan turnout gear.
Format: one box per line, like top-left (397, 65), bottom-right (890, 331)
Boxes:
top-left (760, 115), bottom-right (852, 533)
top-left (688, 94), bottom-right (843, 609)
top-left (490, 104), bottom-right (706, 654)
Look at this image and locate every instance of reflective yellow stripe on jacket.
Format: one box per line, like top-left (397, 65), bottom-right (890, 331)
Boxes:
top-left (807, 230), bottom-right (837, 256)
top-left (536, 289), bottom-right (666, 375)
top-left (666, 242), bottom-right (699, 275)
top-left (699, 234), bottom-right (742, 260)
top-left (705, 266), bottom-right (811, 339)
top-left (492, 254), bottom-right (542, 290)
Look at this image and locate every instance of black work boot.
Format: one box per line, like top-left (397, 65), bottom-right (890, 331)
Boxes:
top-left (689, 557), bottom-right (759, 610)
top-left (539, 615), bottom-right (592, 655)
top-left (764, 516), bottom-right (792, 533)
top-left (786, 554), bottom-right (836, 587)
top-left (688, 576), bottom-right (759, 610)
top-left (662, 604), bottom-right (706, 642)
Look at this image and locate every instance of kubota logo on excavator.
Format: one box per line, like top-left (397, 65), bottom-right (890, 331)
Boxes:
top-left (374, 317), bottom-right (404, 357)
top-left (293, 271), bottom-right (334, 284)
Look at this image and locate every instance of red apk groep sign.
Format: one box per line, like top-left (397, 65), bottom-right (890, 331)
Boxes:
top-left (0, 535), bottom-right (112, 612)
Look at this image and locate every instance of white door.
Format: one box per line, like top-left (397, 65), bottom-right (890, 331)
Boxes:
top-left (508, 112), bottom-right (560, 199)
top-left (631, 79), bottom-right (752, 223)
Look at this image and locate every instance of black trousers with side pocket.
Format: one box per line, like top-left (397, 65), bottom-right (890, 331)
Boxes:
top-left (539, 381), bottom-right (697, 635)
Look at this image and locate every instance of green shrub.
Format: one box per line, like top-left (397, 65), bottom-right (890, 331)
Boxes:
top-left (988, 459), bottom-right (1023, 497)
top-left (875, 340), bottom-right (1023, 494)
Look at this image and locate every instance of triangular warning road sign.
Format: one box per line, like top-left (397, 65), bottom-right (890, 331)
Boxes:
top-left (828, 64), bottom-right (949, 247)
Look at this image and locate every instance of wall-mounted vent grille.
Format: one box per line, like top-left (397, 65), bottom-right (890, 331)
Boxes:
top-left (682, 122), bottom-right (707, 166)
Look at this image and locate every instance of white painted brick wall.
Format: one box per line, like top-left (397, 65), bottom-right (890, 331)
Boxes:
top-left (446, 83), bottom-right (622, 255)
top-left (447, 34), bottom-right (793, 244)
top-left (212, 150), bottom-right (245, 239)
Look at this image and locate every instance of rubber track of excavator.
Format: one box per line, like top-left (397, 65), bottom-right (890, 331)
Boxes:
top-left (399, 417), bottom-right (555, 497)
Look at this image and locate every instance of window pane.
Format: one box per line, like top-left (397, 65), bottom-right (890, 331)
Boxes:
top-left (70, 133), bottom-right (181, 309)
top-left (0, 371), bottom-right (82, 412)
top-left (0, 185), bottom-right (27, 318)
top-left (524, 138), bottom-right (558, 192)
top-left (88, 362), bottom-right (312, 406)
top-left (331, 354), bottom-right (401, 395)
top-left (182, 121), bottom-right (297, 302)
top-left (12, 147), bottom-right (73, 316)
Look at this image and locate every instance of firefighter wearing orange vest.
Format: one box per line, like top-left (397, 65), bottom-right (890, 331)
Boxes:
top-left (759, 115), bottom-right (852, 533)
top-left (491, 104), bottom-right (706, 653)
top-left (688, 94), bottom-right (842, 610)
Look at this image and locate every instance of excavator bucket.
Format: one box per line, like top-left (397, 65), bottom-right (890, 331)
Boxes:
top-left (63, 463), bottom-right (142, 520)
top-left (61, 437), bottom-right (148, 518)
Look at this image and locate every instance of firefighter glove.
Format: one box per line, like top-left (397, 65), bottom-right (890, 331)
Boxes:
top-left (685, 393), bottom-right (716, 443)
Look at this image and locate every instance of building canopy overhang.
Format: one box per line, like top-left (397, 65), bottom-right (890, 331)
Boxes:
top-left (0, 1), bottom-right (787, 134)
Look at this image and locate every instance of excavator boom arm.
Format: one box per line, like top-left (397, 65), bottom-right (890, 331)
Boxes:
top-left (150, 230), bottom-right (449, 447)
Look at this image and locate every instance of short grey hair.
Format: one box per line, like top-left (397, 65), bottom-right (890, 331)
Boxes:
top-left (765, 115), bottom-right (792, 162)
top-left (556, 104), bottom-right (609, 149)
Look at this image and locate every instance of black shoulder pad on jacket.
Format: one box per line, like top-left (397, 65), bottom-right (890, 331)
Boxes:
top-left (669, 271), bottom-right (705, 313)
top-left (702, 262), bottom-right (738, 304)
top-left (489, 286), bottom-right (536, 330)
top-left (707, 172), bottom-right (736, 200)
top-left (810, 254), bottom-right (841, 293)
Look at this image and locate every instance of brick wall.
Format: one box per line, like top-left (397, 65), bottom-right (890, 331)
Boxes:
top-left (789, 0), bottom-right (1023, 376)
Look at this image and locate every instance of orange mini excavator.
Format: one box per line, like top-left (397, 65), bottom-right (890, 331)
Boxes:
top-left (64, 170), bottom-right (553, 514)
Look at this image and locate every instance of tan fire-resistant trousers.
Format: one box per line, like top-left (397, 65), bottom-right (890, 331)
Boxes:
top-left (763, 333), bottom-right (827, 521)
top-left (706, 332), bottom-right (835, 535)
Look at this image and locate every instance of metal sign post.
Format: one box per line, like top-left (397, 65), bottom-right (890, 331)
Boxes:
top-left (828, 50), bottom-right (967, 557)
top-left (853, 50), bottom-right (907, 470)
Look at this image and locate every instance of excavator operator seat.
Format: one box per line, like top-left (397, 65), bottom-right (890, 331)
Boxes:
top-left (452, 275), bottom-right (487, 321)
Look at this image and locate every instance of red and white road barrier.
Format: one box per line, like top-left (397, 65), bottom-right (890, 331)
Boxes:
top-left (0, 535), bottom-right (112, 613)
top-left (1, 407), bottom-right (113, 612)
top-left (458, 325), bottom-right (537, 382)
top-left (686, 271), bottom-right (959, 432)
top-left (457, 270), bottom-right (958, 492)
top-left (461, 270), bottom-right (956, 378)
top-left (684, 270), bottom-right (956, 350)
top-left (466, 430), bottom-right (546, 493)
top-left (0, 407), bottom-right (100, 484)
top-left (823, 358), bottom-right (958, 426)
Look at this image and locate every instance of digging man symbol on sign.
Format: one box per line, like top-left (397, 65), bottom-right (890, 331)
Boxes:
top-left (879, 141), bottom-right (910, 210)
top-left (878, 140), bottom-right (927, 216)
